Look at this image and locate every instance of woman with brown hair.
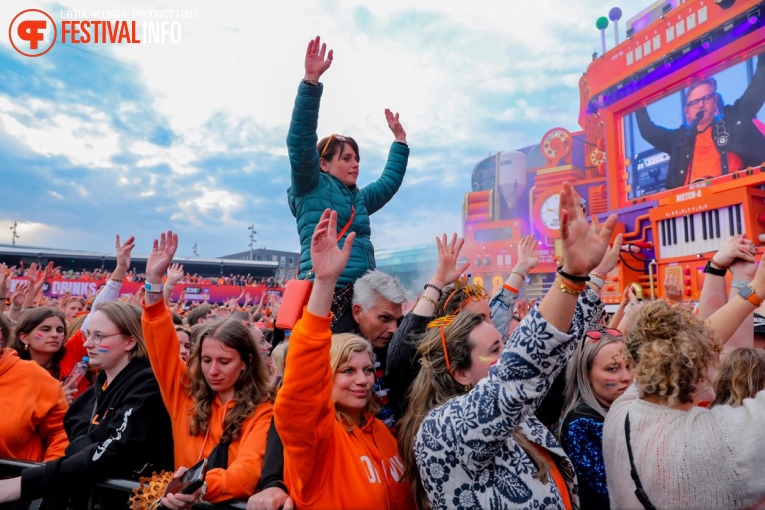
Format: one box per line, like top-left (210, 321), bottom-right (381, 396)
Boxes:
top-left (10, 307), bottom-right (67, 380)
top-left (397, 182), bottom-right (618, 509)
top-left (142, 230), bottom-right (274, 509)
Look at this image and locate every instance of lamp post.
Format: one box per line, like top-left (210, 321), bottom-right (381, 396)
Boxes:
top-left (248, 225), bottom-right (257, 260)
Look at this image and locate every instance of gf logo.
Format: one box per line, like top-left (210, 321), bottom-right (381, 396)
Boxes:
top-left (9, 9), bottom-right (57, 57)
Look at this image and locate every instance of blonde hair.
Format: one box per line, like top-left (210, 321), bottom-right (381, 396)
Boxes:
top-left (271, 341), bottom-right (288, 378)
top-left (330, 333), bottom-right (379, 431)
top-left (625, 300), bottom-right (721, 405)
top-left (93, 302), bottom-right (148, 361)
top-left (711, 348), bottom-right (765, 407)
top-left (396, 312), bottom-right (549, 509)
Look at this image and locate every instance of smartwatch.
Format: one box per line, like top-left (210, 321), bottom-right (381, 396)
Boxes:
top-left (738, 285), bottom-right (762, 307)
top-left (703, 259), bottom-right (727, 277)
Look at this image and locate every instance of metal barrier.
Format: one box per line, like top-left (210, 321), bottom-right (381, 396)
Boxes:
top-left (0, 459), bottom-right (247, 510)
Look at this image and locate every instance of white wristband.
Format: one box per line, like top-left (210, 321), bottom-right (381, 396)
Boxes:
top-left (589, 274), bottom-right (605, 289)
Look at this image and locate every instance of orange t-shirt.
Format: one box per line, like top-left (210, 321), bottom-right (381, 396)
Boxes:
top-left (688, 127), bottom-right (744, 184)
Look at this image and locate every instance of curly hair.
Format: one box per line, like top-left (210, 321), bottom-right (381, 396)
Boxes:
top-left (711, 348), bottom-right (765, 407)
top-left (625, 300), bottom-right (721, 405)
top-left (186, 318), bottom-right (274, 444)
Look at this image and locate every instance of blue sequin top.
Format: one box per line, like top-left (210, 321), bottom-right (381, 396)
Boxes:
top-left (561, 401), bottom-right (611, 509)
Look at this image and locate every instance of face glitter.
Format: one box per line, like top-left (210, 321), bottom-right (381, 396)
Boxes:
top-left (479, 355), bottom-right (494, 363)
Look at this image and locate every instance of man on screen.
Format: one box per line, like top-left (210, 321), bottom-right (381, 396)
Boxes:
top-left (635, 56), bottom-right (765, 190)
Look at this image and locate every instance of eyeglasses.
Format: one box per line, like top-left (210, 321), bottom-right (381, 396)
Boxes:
top-left (84, 330), bottom-right (125, 345)
top-left (584, 328), bottom-right (623, 342)
top-left (686, 93), bottom-right (715, 109)
top-left (319, 134), bottom-right (347, 159)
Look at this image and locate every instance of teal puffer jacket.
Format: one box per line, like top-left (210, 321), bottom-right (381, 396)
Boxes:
top-left (287, 82), bottom-right (409, 288)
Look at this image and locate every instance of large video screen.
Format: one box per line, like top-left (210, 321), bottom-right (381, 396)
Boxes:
top-left (622, 52), bottom-right (765, 200)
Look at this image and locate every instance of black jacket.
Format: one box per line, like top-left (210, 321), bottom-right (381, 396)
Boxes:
top-left (20, 358), bottom-right (174, 499)
top-left (636, 56), bottom-right (765, 190)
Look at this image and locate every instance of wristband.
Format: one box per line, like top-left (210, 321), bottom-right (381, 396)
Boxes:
top-left (511, 270), bottom-right (527, 280)
top-left (301, 78), bottom-right (319, 86)
top-left (144, 281), bottom-right (164, 293)
top-left (731, 280), bottom-right (748, 290)
top-left (588, 274), bottom-right (605, 289)
top-left (423, 283), bottom-right (443, 296)
top-left (557, 267), bottom-right (590, 282)
top-left (703, 259), bottom-right (727, 277)
top-left (420, 295), bottom-right (437, 307)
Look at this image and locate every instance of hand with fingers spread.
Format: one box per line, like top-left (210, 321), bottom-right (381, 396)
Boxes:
top-left (432, 233), bottom-right (470, 289)
top-left (515, 235), bottom-right (540, 275)
top-left (304, 35), bottom-right (333, 83)
top-left (166, 263), bottom-right (184, 287)
top-left (596, 233), bottom-right (624, 275)
top-left (559, 182), bottom-right (618, 276)
top-left (311, 209), bottom-right (355, 284)
top-left (113, 235), bottom-right (136, 282)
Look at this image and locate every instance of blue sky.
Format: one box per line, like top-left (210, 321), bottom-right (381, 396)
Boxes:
top-left (1, 0), bottom-right (629, 258)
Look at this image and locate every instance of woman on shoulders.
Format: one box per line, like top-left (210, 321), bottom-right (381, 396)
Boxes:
top-left (142, 230), bottom-right (274, 509)
top-left (287, 35), bottom-right (408, 322)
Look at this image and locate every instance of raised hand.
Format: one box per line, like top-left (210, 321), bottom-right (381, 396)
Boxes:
top-left (385, 109), bottom-right (407, 142)
top-left (311, 209), bottom-right (355, 283)
top-left (146, 231), bottom-right (178, 283)
top-left (304, 35), bottom-right (333, 82)
top-left (167, 263), bottom-right (185, 286)
top-left (596, 233), bottom-right (624, 274)
top-left (559, 182), bottom-right (617, 276)
top-left (115, 235), bottom-right (136, 275)
top-left (713, 234), bottom-right (757, 267)
top-left (664, 274), bottom-right (683, 303)
top-left (432, 233), bottom-right (470, 288)
top-left (516, 235), bottom-right (540, 274)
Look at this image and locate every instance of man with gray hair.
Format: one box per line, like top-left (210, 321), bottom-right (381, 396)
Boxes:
top-left (331, 269), bottom-right (407, 428)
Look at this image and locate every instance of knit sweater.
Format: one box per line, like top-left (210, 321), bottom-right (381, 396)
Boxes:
top-left (414, 289), bottom-right (604, 510)
top-left (603, 384), bottom-right (765, 509)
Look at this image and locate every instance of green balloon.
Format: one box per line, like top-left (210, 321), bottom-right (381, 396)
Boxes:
top-left (596, 16), bottom-right (609, 30)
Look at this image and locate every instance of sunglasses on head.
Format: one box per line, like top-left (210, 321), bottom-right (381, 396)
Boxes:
top-left (585, 328), bottom-right (623, 342)
top-left (319, 134), bottom-right (347, 159)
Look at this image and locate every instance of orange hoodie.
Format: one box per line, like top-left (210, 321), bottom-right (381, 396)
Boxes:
top-left (275, 310), bottom-right (415, 510)
top-left (142, 300), bottom-right (273, 503)
top-left (0, 349), bottom-right (69, 462)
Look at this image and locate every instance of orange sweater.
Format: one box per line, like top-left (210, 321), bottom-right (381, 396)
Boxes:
top-left (0, 349), bottom-right (69, 462)
top-left (275, 310), bottom-right (415, 510)
top-left (142, 300), bottom-right (273, 502)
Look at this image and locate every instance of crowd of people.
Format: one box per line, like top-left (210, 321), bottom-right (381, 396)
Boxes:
top-left (2, 35), bottom-right (765, 510)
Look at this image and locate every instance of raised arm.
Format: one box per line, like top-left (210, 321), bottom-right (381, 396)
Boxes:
top-left (275, 209), bottom-right (355, 499)
top-left (707, 249), bottom-right (765, 343)
top-left (731, 55), bottom-right (765, 119)
top-left (141, 231), bottom-right (188, 414)
top-left (490, 235), bottom-right (539, 340)
top-left (164, 263), bottom-right (184, 307)
top-left (421, 183), bottom-right (617, 467)
top-left (361, 113), bottom-right (409, 214)
top-left (287, 36), bottom-right (333, 196)
top-left (386, 233), bottom-right (469, 418)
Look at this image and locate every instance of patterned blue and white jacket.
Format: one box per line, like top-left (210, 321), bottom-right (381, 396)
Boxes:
top-left (414, 288), bottom-right (603, 510)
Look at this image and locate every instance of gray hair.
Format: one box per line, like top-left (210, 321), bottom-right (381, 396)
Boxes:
top-left (559, 332), bottom-right (624, 431)
top-left (352, 270), bottom-right (407, 311)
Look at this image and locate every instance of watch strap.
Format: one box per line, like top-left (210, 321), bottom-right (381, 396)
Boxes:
top-left (738, 285), bottom-right (762, 307)
top-left (703, 259), bottom-right (727, 277)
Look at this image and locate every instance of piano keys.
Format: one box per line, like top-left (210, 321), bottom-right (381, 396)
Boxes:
top-left (657, 204), bottom-right (744, 259)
